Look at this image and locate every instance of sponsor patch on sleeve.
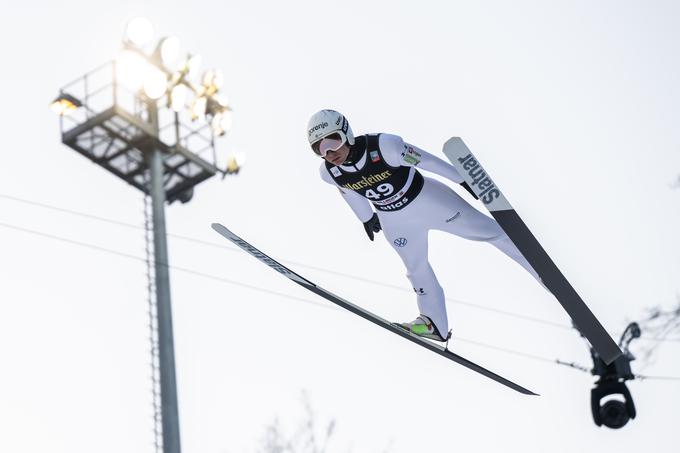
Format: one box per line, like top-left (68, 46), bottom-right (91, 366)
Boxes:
top-left (401, 145), bottom-right (421, 166)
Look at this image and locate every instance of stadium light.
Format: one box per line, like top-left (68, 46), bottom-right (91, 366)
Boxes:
top-left (202, 69), bottom-right (223, 96)
top-left (157, 36), bottom-right (182, 66)
top-left (211, 109), bottom-right (232, 136)
top-left (190, 95), bottom-right (207, 120)
top-left (143, 66), bottom-right (168, 99)
top-left (186, 54), bottom-right (202, 80)
top-left (170, 84), bottom-right (189, 112)
top-left (49, 93), bottom-right (82, 116)
top-left (124, 17), bottom-right (154, 47)
top-left (116, 50), bottom-right (150, 91)
top-left (225, 151), bottom-right (246, 174)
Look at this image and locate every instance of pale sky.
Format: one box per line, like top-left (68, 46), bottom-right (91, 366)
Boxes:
top-left (1, 1), bottom-right (679, 452)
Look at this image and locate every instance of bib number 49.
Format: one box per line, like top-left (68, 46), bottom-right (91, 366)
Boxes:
top-left (365, 183), bottom-right (394, 200)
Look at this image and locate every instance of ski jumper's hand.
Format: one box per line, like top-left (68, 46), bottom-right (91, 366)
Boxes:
top-left (363, 213), bottom-right (382, 241)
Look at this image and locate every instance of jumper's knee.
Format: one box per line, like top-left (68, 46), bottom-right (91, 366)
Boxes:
top-left (404, 258), bottom-right (430, 280)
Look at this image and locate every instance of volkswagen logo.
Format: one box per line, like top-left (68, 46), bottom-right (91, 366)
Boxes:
top-left (393, 237), bottom-right (408, 247)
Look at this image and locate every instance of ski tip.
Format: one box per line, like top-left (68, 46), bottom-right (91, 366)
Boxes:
top-left (443, 136), bottom-right (462, 147)
top-left (211, 223), bottom-right (234, 237)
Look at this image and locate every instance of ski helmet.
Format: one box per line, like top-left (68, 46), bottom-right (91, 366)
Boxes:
top-left (307, 109), bottom-right (355, 155)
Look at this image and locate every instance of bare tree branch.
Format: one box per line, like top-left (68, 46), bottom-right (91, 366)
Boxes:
top-left (258, 393), bottom-right (337, 453)
top-left (635, 297), bottom-right (680, 369)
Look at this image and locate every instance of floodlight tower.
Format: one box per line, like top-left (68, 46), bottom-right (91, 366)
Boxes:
top-left (51, 17), bottom-right (243, 453)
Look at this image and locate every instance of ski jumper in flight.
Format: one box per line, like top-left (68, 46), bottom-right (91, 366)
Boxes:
top-left (308, 109), bottom-right (544, 341)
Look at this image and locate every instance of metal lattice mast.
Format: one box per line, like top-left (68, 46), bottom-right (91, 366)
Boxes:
top-left (148, 138), bottom-right (181, 453)
top-left (144, 193), bottom-right (163, 453)
top-left (51, 17), bottom-right (243, 453)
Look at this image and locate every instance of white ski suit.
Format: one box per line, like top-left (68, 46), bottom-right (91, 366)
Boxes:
top-left (320, 133), bottom-right (541, 335)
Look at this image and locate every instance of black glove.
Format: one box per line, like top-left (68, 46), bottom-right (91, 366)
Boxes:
top-left (363, 213), bottom-right (382, 241)
top-left (460, 181), bottom-right (479, 200)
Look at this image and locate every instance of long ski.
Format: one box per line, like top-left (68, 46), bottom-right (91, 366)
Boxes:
top-left (443, 137), bottom-right (622, 365)
top-left (212, 223), bottom-right (538, 396)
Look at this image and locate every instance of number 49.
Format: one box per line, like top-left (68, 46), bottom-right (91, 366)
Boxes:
top-left (365, 183), bottom-right (394, 199)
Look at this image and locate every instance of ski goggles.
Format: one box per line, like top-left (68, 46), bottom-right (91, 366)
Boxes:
top-left (311, 132), bottom-right (346, 157)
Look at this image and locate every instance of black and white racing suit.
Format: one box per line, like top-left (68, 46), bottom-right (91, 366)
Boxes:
top-left (320, 133), bottom-right (540, 334)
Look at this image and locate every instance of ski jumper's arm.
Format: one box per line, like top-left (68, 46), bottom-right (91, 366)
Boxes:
top-left (378, 133), bottom-right (464, 183)
top-left (319, 164), bottom-right (375, 222)
top-left (378, 134), bottom-right (478, 198)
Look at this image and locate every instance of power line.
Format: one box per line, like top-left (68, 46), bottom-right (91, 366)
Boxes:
top-left (457, 341), bottom-right (680, 381)
top-left (0, 193), bottom-right (142, 229)
top-left (2, 219), bottom-right (680, 383)
top-left (0, 221), bottom-right (335, 312)
top-left (1, 192), bottom-right (680, 343)
top-left (457, 337), bottom-right (558, 364)
top-left (635, 374), bottom-right (680, 382)
top-left (553, 359), bottom-right (680, 382)
top-left (0, 193), bottom-right (572, 328)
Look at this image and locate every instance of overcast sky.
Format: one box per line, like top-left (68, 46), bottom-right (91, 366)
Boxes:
top-left (1, 1), bottom-right (679, 452)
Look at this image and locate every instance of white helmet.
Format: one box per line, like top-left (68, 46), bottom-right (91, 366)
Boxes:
top-left (307, 109), bottom-right (355, 153)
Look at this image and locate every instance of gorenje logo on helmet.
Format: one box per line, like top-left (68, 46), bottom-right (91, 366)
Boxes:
top-left (308, 122), bottom-right (328, 135)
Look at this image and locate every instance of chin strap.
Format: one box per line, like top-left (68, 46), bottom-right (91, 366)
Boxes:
top-left (343, 137), bottom-right (365, 165)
